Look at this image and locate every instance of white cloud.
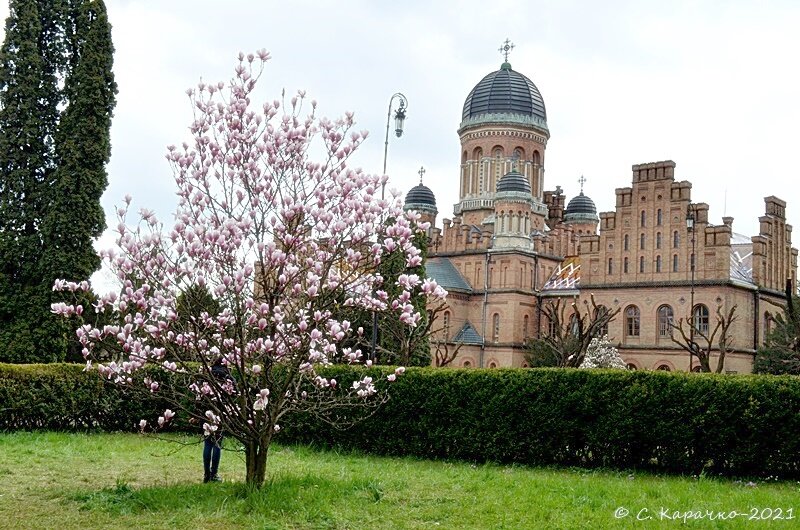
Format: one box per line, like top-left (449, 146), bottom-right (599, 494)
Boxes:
top-left (0, 0), bottom-right (798, 293)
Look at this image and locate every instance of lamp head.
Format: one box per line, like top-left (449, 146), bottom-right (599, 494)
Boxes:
top-left (394, 105), bottom-right (406, 138)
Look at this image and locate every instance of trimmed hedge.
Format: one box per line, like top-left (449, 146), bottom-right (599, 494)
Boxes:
top-left (0, 363), bottom-right (170, 431)
top-left (2, 363), bottom-right (799, 478)
top-left (280, 367), bottom-right (800, 479)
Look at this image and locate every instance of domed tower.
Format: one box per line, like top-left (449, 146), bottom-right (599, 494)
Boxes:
top-left (493, 169), bottom-right (535, 249)
top-left (456, 40), bottom-right (549, 230)
top-left (563, 176), bottom-right (599, 235)
top-left (403, 166), bottom-right (438, 232)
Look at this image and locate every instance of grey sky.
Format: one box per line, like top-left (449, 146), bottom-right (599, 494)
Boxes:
top-left (1, 1), bottom-right (799, 291)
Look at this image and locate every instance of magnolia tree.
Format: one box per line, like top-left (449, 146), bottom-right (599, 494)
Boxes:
top-left (52, 51), bottom-right (447, 488)
top-left (579, 335), bottom-right (626, 369)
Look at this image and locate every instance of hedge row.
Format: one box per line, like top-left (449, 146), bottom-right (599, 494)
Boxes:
top-left (0, 363), bottom-right (173, 432)
top-left (281, 367), bottom-right (800, 479)
top-left (2, 363), bottom-right (799, 478)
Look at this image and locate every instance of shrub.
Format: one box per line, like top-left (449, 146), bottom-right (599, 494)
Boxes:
top-left (0, 363), bottom-right (180, 432)
top-left (3, 363), bottom-right (800, 478)
top-left (281, 366), bottom-right (800, 479)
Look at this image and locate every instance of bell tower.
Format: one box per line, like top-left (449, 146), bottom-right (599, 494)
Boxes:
top-left (456, 39), bottom-right (550, 228)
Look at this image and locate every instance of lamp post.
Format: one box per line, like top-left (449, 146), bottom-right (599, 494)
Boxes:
top-left (380, 93), bottom-right (408, 199)
top-left (371, 93), bottom-right (408, 361)
top-left (686, 204), bottom-right (697, 372)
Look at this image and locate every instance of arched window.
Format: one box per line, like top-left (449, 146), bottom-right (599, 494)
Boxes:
top-left (624, 234), bottom-right (629, 251)
top-left (533, 150), bottom-right (541, 165)
top-left (673, 231), bottom-right (680, 248)
top-left (641, 210), bottom-right (646, 227)
top-left (640, 233), bottom-right (645, 250)
top-left (656, 255), bottom-right (662, 273)
top-left (625, 305), bottom-right (640, 336)
top-left (597, 305), bottom-right (609, 336)
top-left (569, 314), bottom-right (580, 337)
top-left (443, 311), bottom-right (451, 340)
top-left (639, 256), bottom-right (645, 273)
top-left (657, 305), bottom-right (674, 338)
top-left (488, 362), bottom-right (497, 368)
top-left (492, 313), bottom-right (500, 343)
top-left (608, 258), bottom-right (613, 275)
top-left (764, 311), bottom-right (772, 342)
top-left (672, 254), bottom-right (679, 272)
top-left (693, 304), bottom-right (709, 335)
top-left (523, 315), bottom-right (529, 340)
top-left (656, 232), bottom-right (662, 249)
top-left (626, 363), bottom-right (638, 370)
top-left (548, 315), bottom-right (558, 337)
top-left (657, 209), bottom-right (662, 226)
top-left (463, 360), bottom-right (472, 368)
top-left (623, 257), bottom-right (629, 274)
top-left (656, 364), bottom-right (671, 371)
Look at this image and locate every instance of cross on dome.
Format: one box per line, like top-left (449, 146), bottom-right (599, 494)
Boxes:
top-left (578, 175), bottom-right (587, 193)
top-left (418, 166), bottom-right (426, 184)
top-left (498, 38), bottom-right (515, 63)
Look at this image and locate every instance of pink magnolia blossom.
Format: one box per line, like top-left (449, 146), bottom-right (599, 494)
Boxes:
top-left (51, 51), bottom-right (445, 488)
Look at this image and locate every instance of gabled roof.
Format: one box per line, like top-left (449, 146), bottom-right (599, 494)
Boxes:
top-left (730, 232), bottom-right (754, 284)
top-left (426, 257), bottom-right (472, 293)
top-left (542, 256), bottom-right (581, 291)
top-left (453, 321), bottom-right (483, 345)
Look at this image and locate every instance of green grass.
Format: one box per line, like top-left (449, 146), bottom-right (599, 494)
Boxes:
top-left (0, 432), bottom-right (798, 529)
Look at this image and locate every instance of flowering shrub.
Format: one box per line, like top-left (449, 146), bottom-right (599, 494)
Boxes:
top-left (51, 51), bottom-right (446, 487)
top-left (579, 335), bottom-right (627, 369)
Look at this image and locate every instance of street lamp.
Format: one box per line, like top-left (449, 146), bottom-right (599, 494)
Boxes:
top-left (381, 93), bottom-right (408, 199)
top-left (686, 204), bottom-right (697, 372)
top-left (372, 93), bottom-right (409, 361)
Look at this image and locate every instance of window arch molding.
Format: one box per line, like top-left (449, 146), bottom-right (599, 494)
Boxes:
top-left (625, 305), bottom-right (640, 337)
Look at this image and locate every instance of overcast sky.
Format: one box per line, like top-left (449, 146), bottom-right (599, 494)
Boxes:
top-left (2, 0), bottom-right (799, 290)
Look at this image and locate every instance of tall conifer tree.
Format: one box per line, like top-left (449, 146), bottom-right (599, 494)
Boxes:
top-left (0, 0), bottom-right (116, 362)
top-left (42, 0), bottom-right (116, 284)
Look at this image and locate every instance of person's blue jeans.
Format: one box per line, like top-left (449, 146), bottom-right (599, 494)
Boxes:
top-left (203, 435), bottom-right (222, 481)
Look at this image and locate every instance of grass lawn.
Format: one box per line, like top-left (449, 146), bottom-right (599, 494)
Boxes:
top-left (0, 432), bottom-right (798, 529)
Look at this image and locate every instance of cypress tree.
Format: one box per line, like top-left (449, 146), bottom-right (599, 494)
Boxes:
top-left (0, 0), bottom-right (54, 362)
top-left (0, 0), bottom-right (116, 363)
top-left (42, 0), bottom-right (116, 285)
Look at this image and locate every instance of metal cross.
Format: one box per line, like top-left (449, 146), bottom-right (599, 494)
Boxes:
top-left (578, 175), bottom-right (587, 193)
top-left (418, 166), bottom-right (426, 184)
top-left (498, 38), bottom-right (515, 62)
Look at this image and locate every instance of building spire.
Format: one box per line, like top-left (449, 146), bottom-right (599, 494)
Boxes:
top-left (498, 38), bottom-right (515, 66)
top-left (578, 175), bottom-right (586, 194)
top-left (418, 165), bottom-right (426, 185)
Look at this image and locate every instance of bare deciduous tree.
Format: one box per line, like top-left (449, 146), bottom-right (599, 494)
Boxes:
top-left (671, 305), bottom-right (738, 373)
top-left (525, 295), bottom-right (620, 368)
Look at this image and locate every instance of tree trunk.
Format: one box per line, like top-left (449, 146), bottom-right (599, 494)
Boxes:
top-left (698, 353), bottom-right (711, 372)
top-left (244, 437), bottom-right (270, 488)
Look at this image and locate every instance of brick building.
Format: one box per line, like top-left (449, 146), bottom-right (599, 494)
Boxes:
top-left (404, 56), bottom-right (797, 373)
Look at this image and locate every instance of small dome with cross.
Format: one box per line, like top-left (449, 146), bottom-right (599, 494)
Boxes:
top-left (404, 166), bottom-right (437, 212)
top-left (564, 176), bottom-right (598, 222)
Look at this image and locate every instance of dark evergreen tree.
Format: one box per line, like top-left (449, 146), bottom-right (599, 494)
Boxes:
top-left (42, 0), bottom-right (116, 284)
top-left (0, 0), bottom-right (116, 363)
top-left (755, 280), bottom-right (800, 375)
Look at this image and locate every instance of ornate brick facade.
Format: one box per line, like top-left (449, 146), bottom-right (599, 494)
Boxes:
top-left (405, 58), bottom-right (797, 373)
